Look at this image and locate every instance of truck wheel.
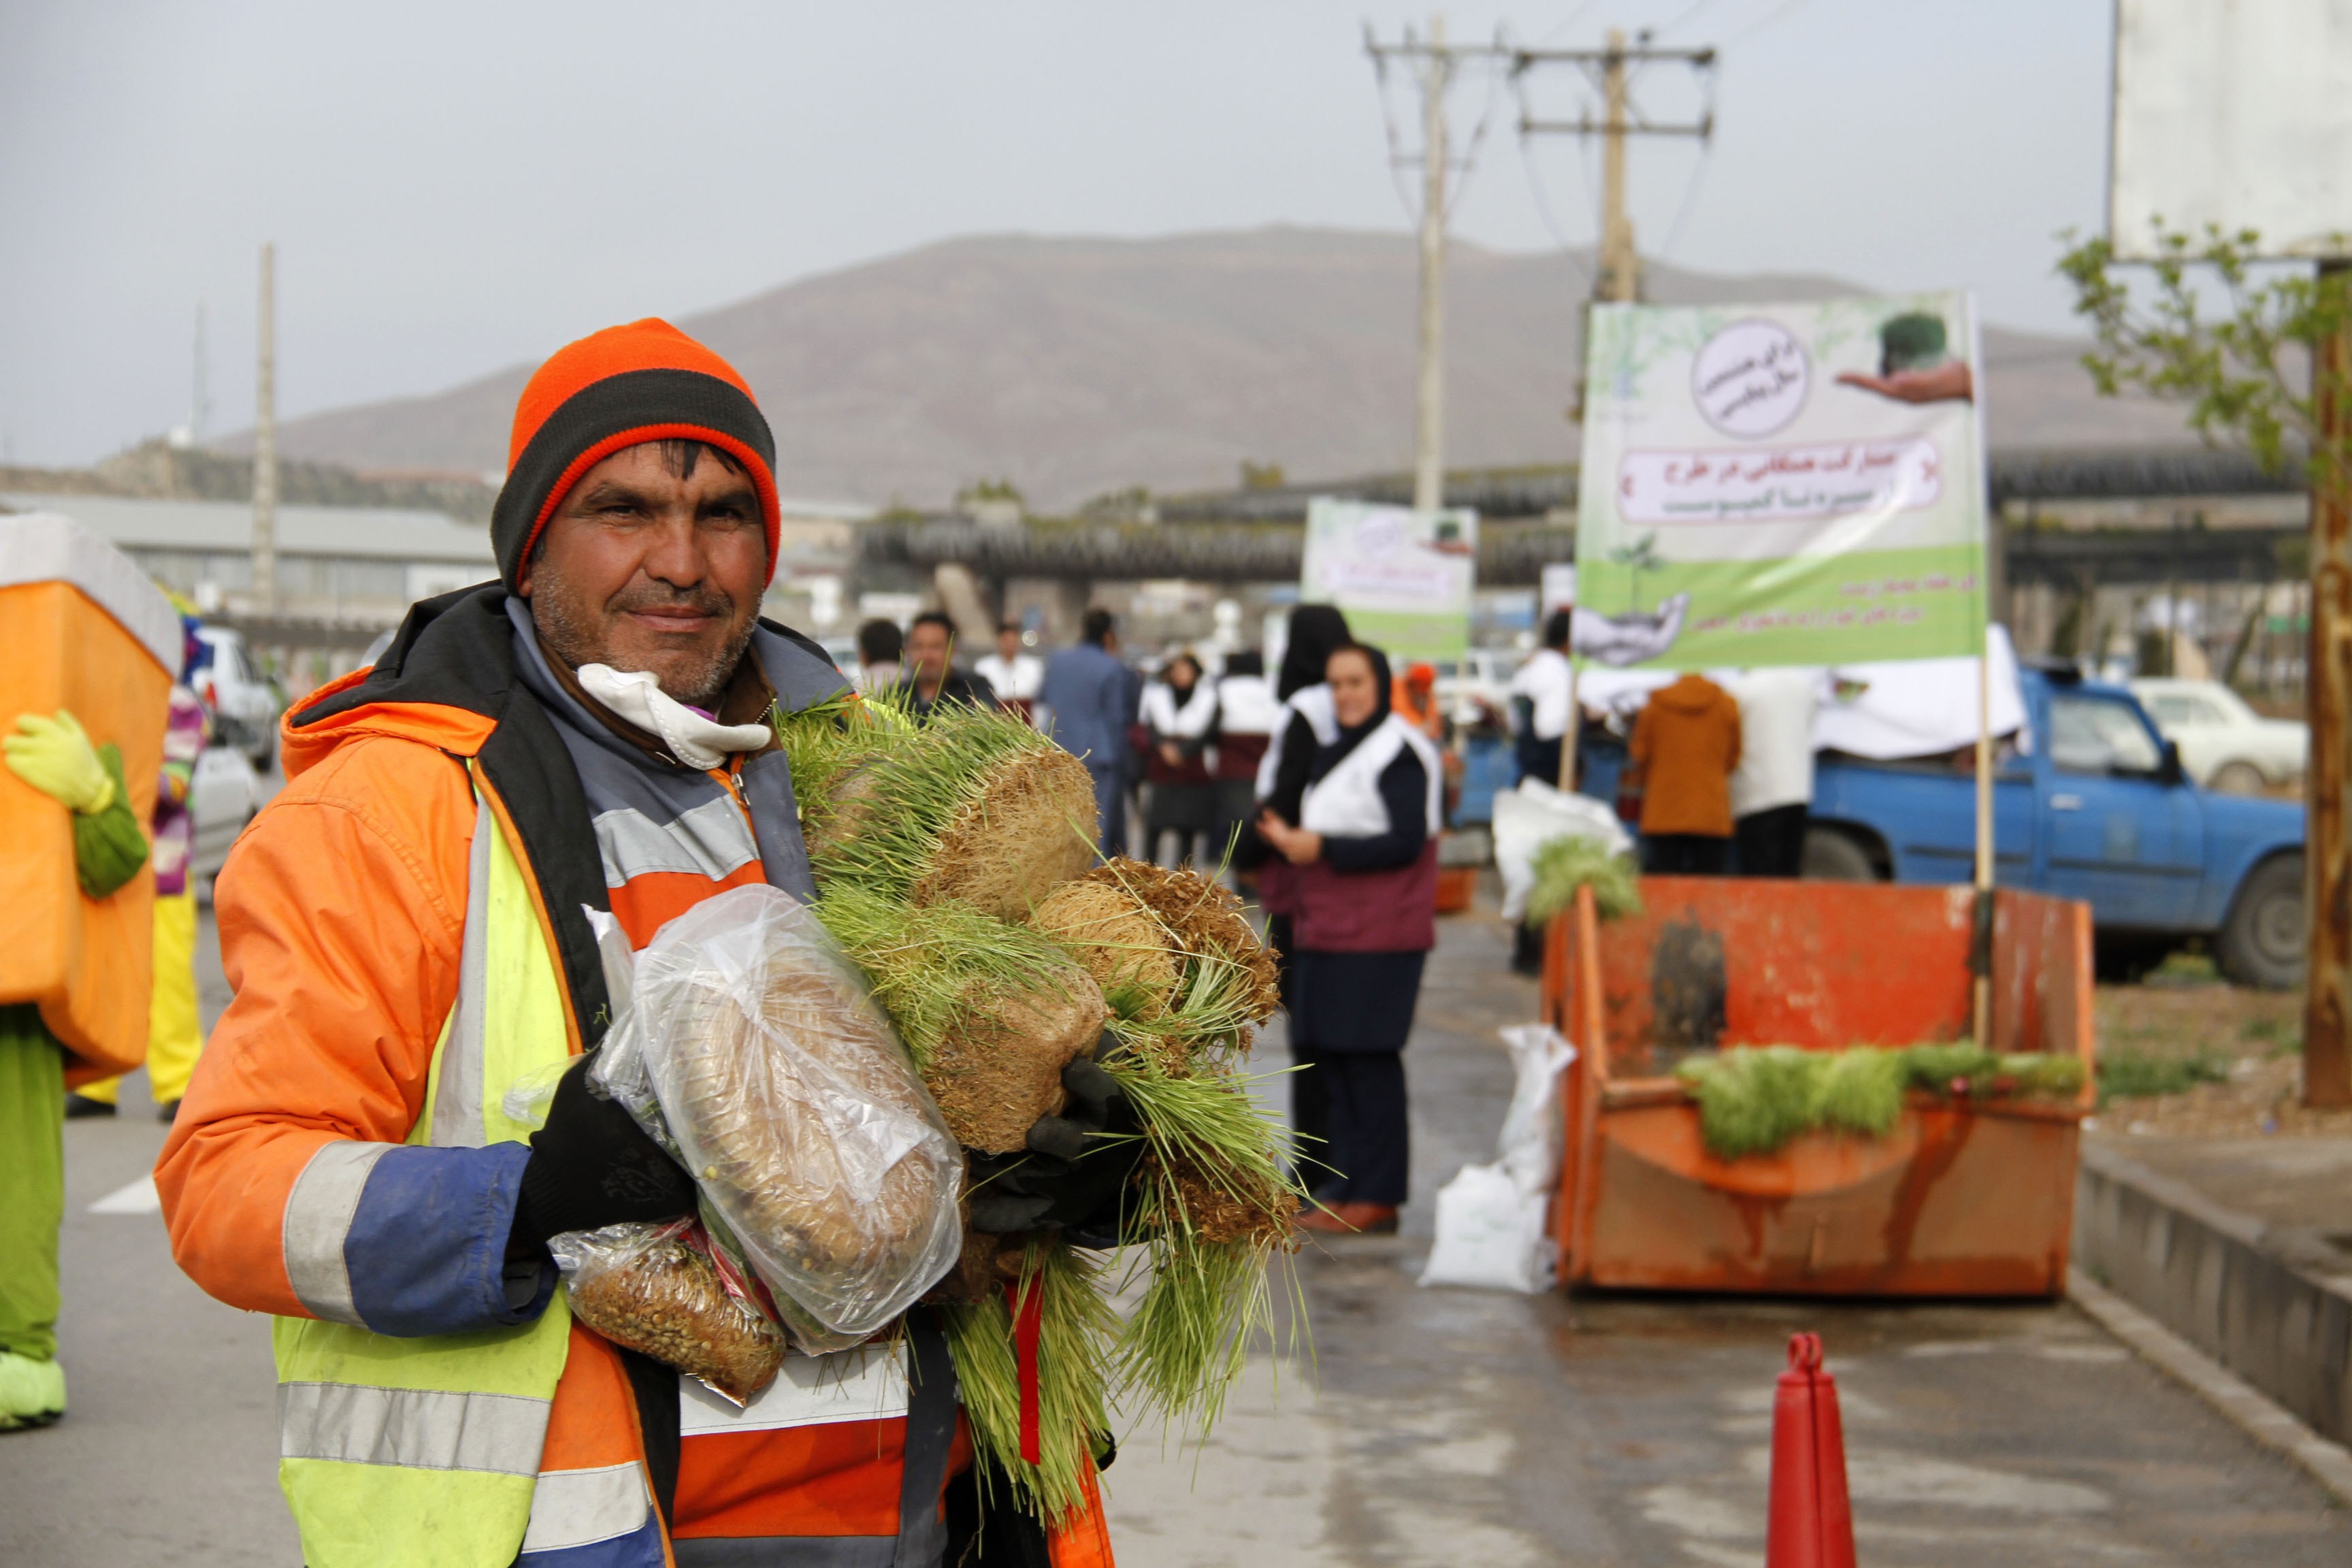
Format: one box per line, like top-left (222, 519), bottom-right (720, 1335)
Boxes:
top-left (2217, 853), bottom-right (2305, 990)
top-left (1801, 827), bottom-right (1880, 882)
top-left (2210, 761), bottom-right (2266, 796)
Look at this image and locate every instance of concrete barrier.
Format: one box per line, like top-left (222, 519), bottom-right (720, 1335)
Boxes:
top-left (2072, 1140), bottom-right (2352, 1446)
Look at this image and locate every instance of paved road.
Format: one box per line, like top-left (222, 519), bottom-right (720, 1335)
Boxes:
top-left (5, 903), bottom-right (2347, 1565)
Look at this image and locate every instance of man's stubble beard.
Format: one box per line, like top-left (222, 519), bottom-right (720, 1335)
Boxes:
top-left (529, 563), bottom-right (758, 709)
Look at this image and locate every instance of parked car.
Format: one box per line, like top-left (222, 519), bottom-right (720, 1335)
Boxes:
top-left (189, 740), bottom-right (262, 890)
top-left (1801, 668), bottom-right (2306, 987)
top-left (191, 627), bottom-right (287, 771)
top-left (2128, 676), bottom-right (2306, 795)
top-left (1432, 647), bottom-right (1524, 725)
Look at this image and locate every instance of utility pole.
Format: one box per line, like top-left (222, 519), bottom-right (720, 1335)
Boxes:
top-left (1515, 31), bottom-right (1716, 308)
top-left (2305, 259), bottom-right (2352, 1107)
top-left (192, 300), bottom-right (211, 443)
top-left (1597, 31), bottom-right (1636, 301)
top-left (252, 242), bottom-right (278, 614)
top-left (1366, 18), bottom-right (1509, 512)
top-left (1414, 16), bottom-right (1450, 512)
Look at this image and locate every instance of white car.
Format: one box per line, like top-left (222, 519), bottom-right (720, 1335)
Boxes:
top-left (192, 627), bottom-right (287, 770)
top-left (2129, 677), bottom-right (2307, 794)
top-left (189, 742), bottom-right (262, 889)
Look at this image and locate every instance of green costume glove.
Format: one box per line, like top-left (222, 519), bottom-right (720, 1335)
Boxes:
top-left (4, 710), bottom-right (115, 815)
top-left (73, 745), bottom-right (147, 899)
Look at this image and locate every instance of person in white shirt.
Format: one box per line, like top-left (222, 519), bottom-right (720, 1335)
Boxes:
top-left (1508, 610), bottom-right (1575, 787)
top-left (1138, 651), bottom-right (1220, 867)
top-left (1727, 666), bottom-right (1822, 877)
top-left (973, 621), bottom-right (1043, 713)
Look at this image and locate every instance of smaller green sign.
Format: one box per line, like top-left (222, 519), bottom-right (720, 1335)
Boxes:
top-left (1298, 497), bottom-right (1478, 663)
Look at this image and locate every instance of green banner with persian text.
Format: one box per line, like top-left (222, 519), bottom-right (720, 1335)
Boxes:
top-left (1572, 292), bottom-right (1989, 670)
top-left (1299, 497), bottom-right (1478, 663)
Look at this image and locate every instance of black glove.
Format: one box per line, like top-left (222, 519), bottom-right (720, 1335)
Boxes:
top-left (967, 1047), bottom-right (1147, 1247)
top-left (1024, 1055), bottom-right (1123, 1160)
top-left (512, 1055), bottom-right (698, 1252)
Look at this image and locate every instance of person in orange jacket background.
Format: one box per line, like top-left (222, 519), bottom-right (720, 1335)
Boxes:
top-left (1392, 661), bottom-right (1444, 742)
top-left (154, 321), bottom-right (1119, 1568)
top-left (1627, 671), bottom-right (1742, 875)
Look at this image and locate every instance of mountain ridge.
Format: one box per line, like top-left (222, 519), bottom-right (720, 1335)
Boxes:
top-left (215, 225), bottom-right (2191, 510)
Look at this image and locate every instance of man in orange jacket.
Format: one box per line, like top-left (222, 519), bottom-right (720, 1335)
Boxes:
top-left (155, 321), bottom-right (1115, 1568)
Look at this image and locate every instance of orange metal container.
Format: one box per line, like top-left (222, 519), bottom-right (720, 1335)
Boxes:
top-left (1433, 864), bottom-right (1478, 913)
top-left (1544, 877), bottom-right (2094, 1297)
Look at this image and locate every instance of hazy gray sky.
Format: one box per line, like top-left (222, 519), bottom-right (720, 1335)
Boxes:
top-left (0, 0), bottom-right (2114, 468)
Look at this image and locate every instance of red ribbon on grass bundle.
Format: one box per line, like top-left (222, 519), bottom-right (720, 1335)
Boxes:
top-left (1006, 1275), bottom-right (1045, 1464)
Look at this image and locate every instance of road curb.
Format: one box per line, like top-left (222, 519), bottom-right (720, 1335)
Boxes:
top-left (2072, 1140), bottom-right (2352, 1446)
top-left (2070, 1265), bottom-right (2352, 1508)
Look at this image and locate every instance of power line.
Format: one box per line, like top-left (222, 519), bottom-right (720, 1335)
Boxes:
top-left (1655, 140), bottom-right (1716, 263)
top-left (1446, 48), bottom-right (1510, 223)
top-left (1363, 22), bottom-right (1514, 509)
top-left (1656, 0), bottom-right (1722, 37)
top-left (1727, 0), bottom-right (1816, 46)
top-left (1533, 0), bottom-right (1605, 48)
top-left (1514, 33), bottom-right (1716, 303)
top-left (1515, 121), bottom-right (1597, 289)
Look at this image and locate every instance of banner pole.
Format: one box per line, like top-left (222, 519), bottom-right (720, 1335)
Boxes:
top-left (1972, 627), bottom-right (1994, 1047)
top-left (1561, 655), bottom-right (1580, 791)
top-left (1968, 291), bottom-right (1995, 1051)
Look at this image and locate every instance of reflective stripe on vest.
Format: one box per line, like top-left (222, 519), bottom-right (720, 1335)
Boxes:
top-left (273, 777), bottom-right (966, 1567)
top-left (273, 786), bottom-right (578, 1568)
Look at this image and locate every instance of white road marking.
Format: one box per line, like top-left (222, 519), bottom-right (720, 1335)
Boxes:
top-left (89, 1175), bottom-right (160, 1215)
top-left (1737, 1445), bottom-right (2111, 1514)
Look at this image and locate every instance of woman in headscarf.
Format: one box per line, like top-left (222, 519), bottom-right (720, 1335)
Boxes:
top-left (1244, 605), bottom-right (1352, 1163)
top-left (1256, 641), bottom-right (1441, 1236)
top-left (1138, 651), bottom-right (1219, 867)
top-left (1260, 604), bottom-right (1354, 813)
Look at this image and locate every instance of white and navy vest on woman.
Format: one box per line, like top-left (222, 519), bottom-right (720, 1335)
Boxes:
top-left (1254, 685), bottom-right (1339, 800)
top-left (1299, 714), bottom-right (1443, 838)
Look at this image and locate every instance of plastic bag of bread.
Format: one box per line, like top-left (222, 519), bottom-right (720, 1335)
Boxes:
top-left (593, 883), bottom-right (964, 1353)
top-left (551, 1219), bottom-right (787, 1405)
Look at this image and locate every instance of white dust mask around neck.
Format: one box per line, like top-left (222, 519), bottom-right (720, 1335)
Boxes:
top-left (574, 663), bottom-right (772, 770)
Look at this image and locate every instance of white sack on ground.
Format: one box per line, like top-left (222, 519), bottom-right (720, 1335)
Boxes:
top-left (1420, 1025), bottom-right (1578, 1294)
top-left (1492, 780), bottom-right (1633, 922)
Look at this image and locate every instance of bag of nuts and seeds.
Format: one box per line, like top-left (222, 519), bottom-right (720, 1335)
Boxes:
top-left (551, 1218), bottom-right (787, 1405)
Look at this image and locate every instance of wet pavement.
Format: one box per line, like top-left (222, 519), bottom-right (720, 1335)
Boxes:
top-left (1107, 912), bottom-right (2352, 1567)
top-left (5, 903), bottom-right (2349, 1565)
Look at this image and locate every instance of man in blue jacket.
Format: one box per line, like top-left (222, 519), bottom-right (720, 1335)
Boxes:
top-left (1039, 608), bottom-right (1134, 855)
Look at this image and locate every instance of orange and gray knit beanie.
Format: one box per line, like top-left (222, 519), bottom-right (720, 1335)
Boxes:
top-left (490, 318), bottom-right (780, 590)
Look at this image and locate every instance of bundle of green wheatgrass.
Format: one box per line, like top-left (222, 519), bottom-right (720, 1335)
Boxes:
top-left (1672, 1042), bottom-right (2088, 1160)
top-left (772, 690), bottom-right (1298, 1526)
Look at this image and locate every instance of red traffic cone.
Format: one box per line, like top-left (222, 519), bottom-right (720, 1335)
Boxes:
top-left (1765, 1332), bottom-right (1855, 1568)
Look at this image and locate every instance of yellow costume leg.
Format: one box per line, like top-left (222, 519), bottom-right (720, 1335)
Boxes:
top-left (144, 887), bottom-right (203, 1106)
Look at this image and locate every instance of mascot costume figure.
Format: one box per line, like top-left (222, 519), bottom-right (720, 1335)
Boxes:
top-left (0, 512), bottom-right (176, 1431)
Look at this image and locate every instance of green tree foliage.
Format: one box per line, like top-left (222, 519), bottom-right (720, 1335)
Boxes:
top-left (2059, 221), bottom-right (2352, 489)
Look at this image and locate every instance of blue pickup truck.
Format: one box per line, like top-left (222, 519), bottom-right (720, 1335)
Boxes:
top-left (1801, 667), bottom-right (2307, 987)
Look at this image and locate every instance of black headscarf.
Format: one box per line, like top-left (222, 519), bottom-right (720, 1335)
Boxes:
top-left (1305, 644), bottom-right (1393, 784)
top-left (1277, 604), bottom-right (1353, 700)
